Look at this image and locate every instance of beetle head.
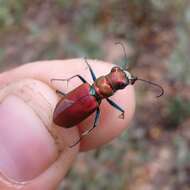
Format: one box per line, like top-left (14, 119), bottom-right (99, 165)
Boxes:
top-left (106, 66), bottom-right (128, 90)
top-left (107, 66), bottom-right (139, 90)
top-left (110, 42), bottom-right (164, 97)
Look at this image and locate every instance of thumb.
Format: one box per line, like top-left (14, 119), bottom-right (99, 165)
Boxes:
top-left (0, 79), bottom-right (78, 189)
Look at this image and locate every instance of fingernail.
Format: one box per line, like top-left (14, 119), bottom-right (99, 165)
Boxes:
top-left (0, 95), bottom-right (58, 182)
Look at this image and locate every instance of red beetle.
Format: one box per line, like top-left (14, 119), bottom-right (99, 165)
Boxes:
top-left (51, 45), bottom-right (164, 147)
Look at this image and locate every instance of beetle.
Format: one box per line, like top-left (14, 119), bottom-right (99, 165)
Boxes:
top-left (51, 45), bottom-right (164, 148)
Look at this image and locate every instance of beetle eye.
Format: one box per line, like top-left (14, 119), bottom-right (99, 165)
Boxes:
top-left (117, 80), bottom-right (128, 89)
top-left (120, 78), bottom-right (129, 89)
top-left (111, 67), bottom-right (121, 72)
top-left (118, 83), bottom-right (126, 89)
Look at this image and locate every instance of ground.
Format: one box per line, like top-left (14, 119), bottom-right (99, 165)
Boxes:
top-left (0, 1), bottom-right (190, 190)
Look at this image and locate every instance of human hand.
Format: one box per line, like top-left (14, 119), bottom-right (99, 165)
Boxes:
top-left (0, 59), bottom-right (135, 189)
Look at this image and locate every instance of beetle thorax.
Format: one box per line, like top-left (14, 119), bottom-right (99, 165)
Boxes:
top-left (92, 66), bottom-right (130, 99)
top-left (93, 76), bottom-right (114, 99)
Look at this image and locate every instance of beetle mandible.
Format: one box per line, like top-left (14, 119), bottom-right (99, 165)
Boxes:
top-left (51, 43), bottom-right (164, 147)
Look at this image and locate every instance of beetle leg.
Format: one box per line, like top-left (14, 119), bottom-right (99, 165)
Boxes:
top-left (106, 98), bottom-right (125, 119)
top-left (84, 58), bottom-right (97, 81)
top-left (56, 90), bottom-right (66, 96)
top-left (52, 75), bottom-right (87, 96)
top-left (69, 107), bottom-right (100, 148)
top-left (51, 74), bottom-right (87, 84)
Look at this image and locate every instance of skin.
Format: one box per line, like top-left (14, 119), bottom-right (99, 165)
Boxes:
top-left (0, 59), bottom-right (135, 189)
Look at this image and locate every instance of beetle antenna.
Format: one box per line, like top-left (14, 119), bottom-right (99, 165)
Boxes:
top-left (137, 78), bottom-right (164, 98)
top-left (115, 41), bottom-right (128, 69)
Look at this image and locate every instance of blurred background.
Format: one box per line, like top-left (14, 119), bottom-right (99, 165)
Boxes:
top-left (0, 0), bottom-right (190, 189)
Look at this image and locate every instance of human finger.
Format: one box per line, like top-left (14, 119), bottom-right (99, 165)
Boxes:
top-left (0, 59), bottom-right (135, 151)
